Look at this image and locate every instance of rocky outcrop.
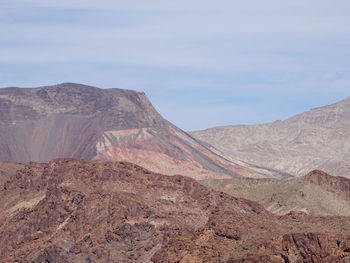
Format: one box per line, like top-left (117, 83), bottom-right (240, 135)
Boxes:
top-left (0, 83), bottom-right (261, 179)
top-left (0, 159), bottom-right (268, 262)
top-left (191, 96), bottom-right (350, 179)
top-left (1, 159), bottom-right (350, 262)
top-left (229, 233), bottom-right (350, 263)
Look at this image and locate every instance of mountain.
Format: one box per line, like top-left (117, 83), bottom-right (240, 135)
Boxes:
top-left (1, 159), bottom-right (350, 262)
top-left (191, 97), bottom-right (350, 179)
top-left (0, 83), bottom-right (260, 179)
top-left (201, 170), bottom-right (350, 217)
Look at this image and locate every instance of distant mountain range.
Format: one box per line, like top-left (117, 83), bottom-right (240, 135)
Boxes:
top-left (1, 83), bottom-right (349, 180)
top-left (0, 83), bottom-right (260, 180)
top-left (191, 96), bottom-right (350, 179)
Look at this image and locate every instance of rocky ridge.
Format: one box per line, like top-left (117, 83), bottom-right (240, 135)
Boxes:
top-left (1, 159), bottom-right (350, 262)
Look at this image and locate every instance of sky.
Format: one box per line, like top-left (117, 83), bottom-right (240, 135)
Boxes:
top-left (1, 0), bottom-right (350, 131)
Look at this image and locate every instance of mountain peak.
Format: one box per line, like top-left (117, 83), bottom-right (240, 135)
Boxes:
top-left (0, 83), bottom-right (259, 179)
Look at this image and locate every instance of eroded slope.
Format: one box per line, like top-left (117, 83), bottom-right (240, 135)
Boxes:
top-left (0, 83), bottom-right (260, 179)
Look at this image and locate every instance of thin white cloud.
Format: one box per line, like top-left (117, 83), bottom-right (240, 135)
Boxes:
top-left (0, 0), bottom-right (349, 129)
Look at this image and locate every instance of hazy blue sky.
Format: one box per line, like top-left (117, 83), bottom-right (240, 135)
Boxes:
top-left (1, 0), bottom-right (350, 130)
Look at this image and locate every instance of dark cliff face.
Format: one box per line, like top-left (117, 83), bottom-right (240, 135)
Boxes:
top-left (0, 83), bottom-right (258, 179)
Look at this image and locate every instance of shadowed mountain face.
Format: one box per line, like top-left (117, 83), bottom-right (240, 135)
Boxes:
top-left (191, 97), bottom-right (350, 179)
top-left (201, 170), bottom-right (350, 217)
top-left (1, 159), bottom-right (350, 262)
top-left (0, 83), bottom-right (260, 179)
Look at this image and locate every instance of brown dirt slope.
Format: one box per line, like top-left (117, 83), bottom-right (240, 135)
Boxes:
top-left (1, 160), bottom-right (350, 262)
top-left (201, 170), bottom-right (350, 217)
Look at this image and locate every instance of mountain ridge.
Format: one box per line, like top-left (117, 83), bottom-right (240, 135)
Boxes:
top-left (0, 82), bottom-right (262, 179)
top-left (191, 95), bottom-right (350, 179)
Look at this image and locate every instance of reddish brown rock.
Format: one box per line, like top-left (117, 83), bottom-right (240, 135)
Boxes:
top-left (1, 159), bottom-right (350, 262)
top-left (228, 233), bottom-right (350, 263)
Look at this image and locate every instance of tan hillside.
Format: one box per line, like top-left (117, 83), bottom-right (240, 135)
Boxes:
top-left (191, 97), bottom-right (350, 179)
top-left (201, 170), bottom-right (350, 217)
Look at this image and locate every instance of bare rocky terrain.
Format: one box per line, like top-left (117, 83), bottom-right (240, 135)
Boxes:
top-left (201, 170), bottom-right (350, 217)
top-left (0, 83), bottom-right (261, 180)
top-left (191, 96), bottom-right (350, 179)
top-left (1, 84), bottom-right (350, 263)
top-left (1, 159), bottom-right (350, 263)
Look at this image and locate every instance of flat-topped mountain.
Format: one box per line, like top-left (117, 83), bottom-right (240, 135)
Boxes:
top-left (0, 83), bottom-right (163, 129)
top-left (0, 83), bottom-right (259, 179)
top-left (191, 97), bottom-right (350, 178)
top-left (201, 170), bottom-right (350, 217)
top-left (1, 159), bottom-right (350, 262)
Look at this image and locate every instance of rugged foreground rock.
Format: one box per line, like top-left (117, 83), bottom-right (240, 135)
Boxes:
top-left (1, 159), bottom-right (350, 262)
top-left (0, 83), bottom-right (261, 180)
